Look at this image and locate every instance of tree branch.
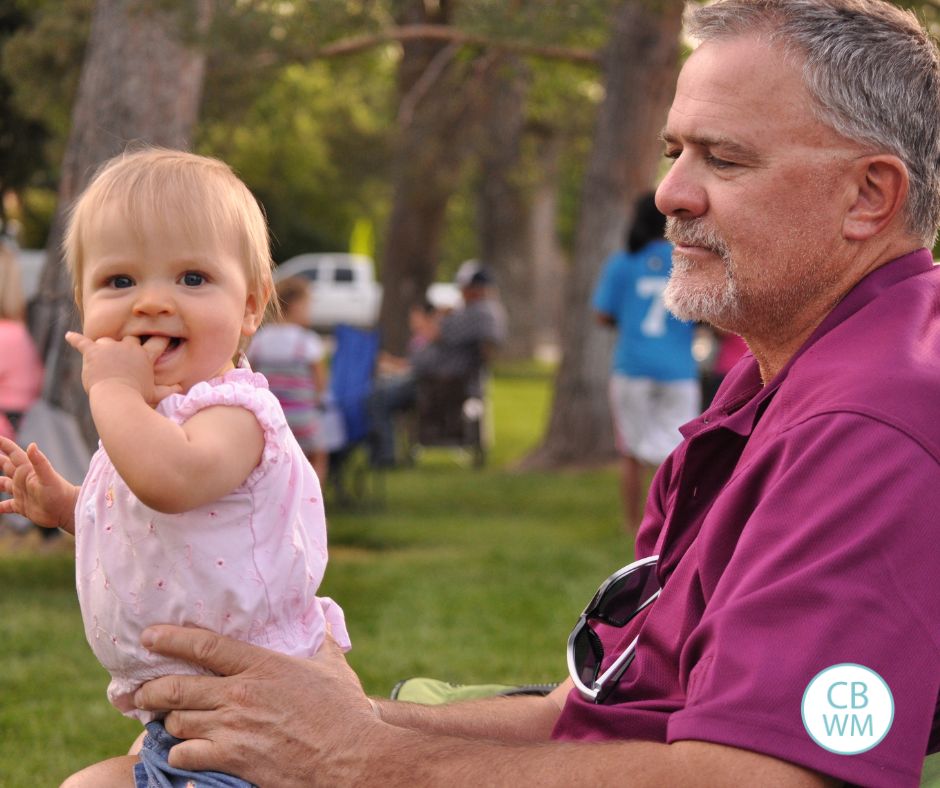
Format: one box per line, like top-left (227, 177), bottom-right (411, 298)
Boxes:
top-left (317, 24), bottom-right (601, 66)
top-left (397, 41), bottom-right (462, 127)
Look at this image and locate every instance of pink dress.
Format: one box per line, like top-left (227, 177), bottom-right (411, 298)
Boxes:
top-left (0, 320), bottom-right (43, 440)
top-left (74, 368), bottom-right (349, 722)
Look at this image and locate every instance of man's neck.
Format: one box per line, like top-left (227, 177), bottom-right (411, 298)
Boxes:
top-left (746, 240), bottom-right (921, 383)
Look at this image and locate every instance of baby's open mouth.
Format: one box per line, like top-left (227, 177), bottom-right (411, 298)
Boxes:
top-left (139, 335), bottom-right (182, 350)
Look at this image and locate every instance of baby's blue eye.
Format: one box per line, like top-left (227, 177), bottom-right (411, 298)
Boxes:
top-left (181, 272), bottom-right (205, 287)
top-left (109, 275), bottom-right (134, 289)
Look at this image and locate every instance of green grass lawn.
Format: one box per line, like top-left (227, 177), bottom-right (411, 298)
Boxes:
top-left (0, 367), bottom-right (632, 785)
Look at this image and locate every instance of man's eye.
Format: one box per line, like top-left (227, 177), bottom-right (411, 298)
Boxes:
top-left (107, 275), bottom-right (134, 289)
top-left (705, 154), bottom-right (735, 170)
top-left (181, 272), bottom-right (206, 287)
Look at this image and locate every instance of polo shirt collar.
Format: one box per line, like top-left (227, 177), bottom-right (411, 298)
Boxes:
top-left (682, 247), bottom-right (934, 440)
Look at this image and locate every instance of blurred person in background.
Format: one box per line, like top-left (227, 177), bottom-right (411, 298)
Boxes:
top-left (592, 193), bottom-right (698, 533)
top-left (248, 276), bottom-right (337, 480)
top-left (0, 241), bottom-right (43, 443)
top-left (368, 264), bottom-right (506, 468)
top-left (700, 328), bottom-right (749, 409)
top-left (376, 298), bottom-right (440, 378)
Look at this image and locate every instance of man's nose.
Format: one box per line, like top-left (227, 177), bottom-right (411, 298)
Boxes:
top-left (132, 283), bottom-right (176, 315)
top-left (655, 154), bottom-right (707, 220)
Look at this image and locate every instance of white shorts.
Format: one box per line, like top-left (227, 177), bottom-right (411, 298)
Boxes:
top-left (609, 374), bottom-right (700, 465)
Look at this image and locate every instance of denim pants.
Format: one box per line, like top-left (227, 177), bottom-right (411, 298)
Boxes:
top-left (134, 721), bottom-right (255, 788)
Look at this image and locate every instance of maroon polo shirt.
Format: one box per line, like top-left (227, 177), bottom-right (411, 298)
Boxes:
top-left (553, 249), bottom-right (940, 787)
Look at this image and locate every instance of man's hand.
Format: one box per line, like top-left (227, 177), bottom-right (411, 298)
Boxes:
top-left (0, 436), bottom-right (80, 533)
top-left (65, 332), bottom-right (181, 405)
top-left (134, 626), bottom-right (379, 786)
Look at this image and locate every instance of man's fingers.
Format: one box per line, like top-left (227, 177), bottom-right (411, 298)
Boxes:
top-left (141, 625), bottom-right (272, 682)
top-left (165, 736), bottom-right (230, 775)
top-left (135, 673), bottom-right (218, 713)
top-left (140, 335), bottom-right (171, 362)
top-left (315, 634), bottom-right (345, 661)
top-left (163, 709), bottom-right (218, 742)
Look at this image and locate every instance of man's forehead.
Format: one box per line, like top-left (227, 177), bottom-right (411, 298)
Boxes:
top-left (663, 35), bottom-right (821, 144)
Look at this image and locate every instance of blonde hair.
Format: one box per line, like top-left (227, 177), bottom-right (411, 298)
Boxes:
top-left (63, 147), bottom-right (274, 317)
top-left (0, 243), bottom-right (26, 321)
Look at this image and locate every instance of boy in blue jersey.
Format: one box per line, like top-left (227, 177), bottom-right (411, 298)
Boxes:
top-left (592, 193), bottom-right (699, 532)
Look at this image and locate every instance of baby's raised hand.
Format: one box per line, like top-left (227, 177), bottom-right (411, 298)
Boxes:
top-left (0, 436), bottom-right (79, 533)
top-left (65, 332), bottom-right (181, 405)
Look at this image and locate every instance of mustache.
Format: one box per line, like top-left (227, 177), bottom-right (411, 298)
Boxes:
top-left (665, 217), bottom-right (730, 258)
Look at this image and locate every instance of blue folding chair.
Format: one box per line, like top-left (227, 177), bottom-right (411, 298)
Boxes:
top-left (328, 324), bottom-right (383, 507)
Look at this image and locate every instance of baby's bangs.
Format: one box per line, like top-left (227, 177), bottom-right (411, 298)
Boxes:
top-left (68, 149), bottom-right (274, 312)
top-left (117, 162), bottom-right (241, 254)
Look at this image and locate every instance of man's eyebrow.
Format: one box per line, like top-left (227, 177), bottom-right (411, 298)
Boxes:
top-left (658, 129), bottom-right (764, 163)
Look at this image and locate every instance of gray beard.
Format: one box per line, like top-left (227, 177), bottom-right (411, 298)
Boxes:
top-left (663, 217), bottom-right (742, 327)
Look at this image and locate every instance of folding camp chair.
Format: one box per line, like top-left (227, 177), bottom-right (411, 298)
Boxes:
top-left (390, 677), bottom-right (558, 703)
top-left (327, 324), bottom-right (384, 508)
top-left (407, 372), bottom-right (489, 468)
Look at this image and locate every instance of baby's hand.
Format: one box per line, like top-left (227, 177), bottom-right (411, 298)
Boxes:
top-left (0, 437), bottom-right (79, 533)
top-left (65, 332), bottom-right (181, 405)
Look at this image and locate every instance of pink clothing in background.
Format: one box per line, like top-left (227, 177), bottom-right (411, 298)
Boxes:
top-left (74, 368), bottom-right (349, 722)
top-left (0, 320), bottom-right (44, 439)
top-left (713, 332), bottom-right (748, 376)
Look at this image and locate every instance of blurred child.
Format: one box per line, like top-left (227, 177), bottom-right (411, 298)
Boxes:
top-left (0, 241), bottom-right (43, 442)
top-left (247, 276), bottom-right (334, 479)
top-left (0, 148), bottom-right (349, 787)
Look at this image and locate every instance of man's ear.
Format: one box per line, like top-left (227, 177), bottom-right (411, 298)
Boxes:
top-left (842, 155), bottom-right (909, 241)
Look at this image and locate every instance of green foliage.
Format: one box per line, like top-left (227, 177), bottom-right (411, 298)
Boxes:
top-left (0, 0), bottom-right (610, 269)
top-left (0, 0), bottom-right (91, 177)
top-left (15, 187), bottom-right (57, 248)
top-left (199, 55), bottom-right (396, 260)
top-left (455, 0), bottom-right (621, 50)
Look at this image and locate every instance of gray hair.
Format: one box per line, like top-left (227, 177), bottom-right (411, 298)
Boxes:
top-left (686, 0), bottom-right (940, 245)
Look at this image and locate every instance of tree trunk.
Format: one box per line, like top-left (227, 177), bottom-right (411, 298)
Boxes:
top-left (522, 0), bottom-right (683, 469)
top-left (377, 0), bottom-right (495, 354)
top-left (528, 127), bottom-right (566, 363)
top-left (476, 56), bottom-right (534, 360)
top-left (30, 0), bottom-right (211, 444)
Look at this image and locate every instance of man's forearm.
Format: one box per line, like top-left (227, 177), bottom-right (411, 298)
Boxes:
top-left (349, 724), bottom-right (836, 788)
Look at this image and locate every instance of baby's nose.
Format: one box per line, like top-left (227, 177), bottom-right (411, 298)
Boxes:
top-left (132, 284), bottom-right (176, 315)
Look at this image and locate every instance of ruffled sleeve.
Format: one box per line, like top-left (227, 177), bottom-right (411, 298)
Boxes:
top-left (157, 368), bottom-right (290, 487)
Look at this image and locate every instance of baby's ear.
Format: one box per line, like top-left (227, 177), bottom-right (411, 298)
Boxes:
top-left (241, 290), bottom-right (265, 337)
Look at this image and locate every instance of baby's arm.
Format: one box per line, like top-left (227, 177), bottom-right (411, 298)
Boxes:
top-left (0, 437), bottom-right (80, 533)
top-left (66, 332), bottom-right (264, 514)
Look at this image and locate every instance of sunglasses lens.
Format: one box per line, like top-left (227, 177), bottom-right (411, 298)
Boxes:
top-left (568, 556), bottom-right (660, 703)
top-left (572, 624), bottom-right (604, 687)
top-left (591, 564), bottom-right (658, 626)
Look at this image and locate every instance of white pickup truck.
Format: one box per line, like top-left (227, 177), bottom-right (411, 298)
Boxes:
top-left (274, 253), bottom-right (383, 330)
top-left (275, 253), bottom-right (462, 330)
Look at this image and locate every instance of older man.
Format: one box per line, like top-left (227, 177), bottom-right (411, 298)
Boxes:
top-left (129, 2), bottom-right (940, 786)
